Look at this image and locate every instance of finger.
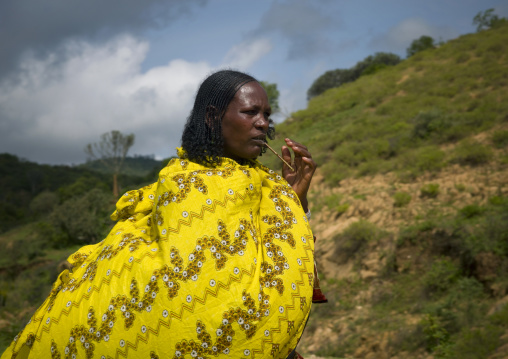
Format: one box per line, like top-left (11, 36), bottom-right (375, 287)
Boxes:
top-left (281, 145), bottom-right (292, 162)
top-left (301, 157), bottom-right (317, 173)
top-left (285, 138), bottom-right (312, 158)
top-left (281, 146), bottom-right (294, 173)
top-left (285, 138), bottom-right (308, 151)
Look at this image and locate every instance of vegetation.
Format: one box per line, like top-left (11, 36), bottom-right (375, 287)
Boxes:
top-left (307, 52), bottom-right (401, 99)
top-left (85, 130), bottom-right (135, 197)
top-left (393, 191), bottom-right (412, 207)
top-left (259, 81), bottom-right (280, 113)
top-left (263, 21), bottom-right (508, 186)
top-left (2, 13), bottom-right (508, 357)
top-left (473, 8), bottom-right (507, 32)
top-left (406, 35), bottom-right (436, 57)
top-left (262, 16), bottom-right (508, 359)
top-left (0, 154), bottom-right (162, 351)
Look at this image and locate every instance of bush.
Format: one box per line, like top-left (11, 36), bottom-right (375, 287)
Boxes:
top-left (397, 220), bottom-right (437, 247)
top-left (421, 314), bottom-right (450, 352)
top-left (335, 202), bottom-right (350, 215)
top-left (451, 140), bottom-right (493, 166)
top-left (415, 147), bottom-right (446, 173)
top-left (29, 191), bottom-right (59, 218)
top-left (407, 35), bottom-right (436, 57)
top-left (321, 162), bottom-right (351, 184)
top-left (424, 259), bottom-right (461, 294)
top-left (459, 204), bottom-right (485, 218)
top-left (394, 191), bottom-right (412, 207)
top-left (332, 220), bottom-right (384, 264)
top-left (491, 130), bottom-right (508, 148)
top-left (46, 189), bottom-right (114, 247)
top-left (411, 110), bottom-right (451, 140)
top-left (420, 183), bottom-right (440, 198)
top-left (324, 193), bottom-right (342, 209)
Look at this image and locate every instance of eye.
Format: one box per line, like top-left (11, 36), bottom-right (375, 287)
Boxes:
top-left (243, 110), bottom-right (257, 115)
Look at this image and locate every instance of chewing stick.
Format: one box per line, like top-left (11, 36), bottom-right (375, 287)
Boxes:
top-left (264, 142), bottom-right (295, 172)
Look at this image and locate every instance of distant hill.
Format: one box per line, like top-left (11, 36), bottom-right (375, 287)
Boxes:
top-left (80, 154), bottom-right (162, 177)
top-left (0, 153), bottom-right (163, 233)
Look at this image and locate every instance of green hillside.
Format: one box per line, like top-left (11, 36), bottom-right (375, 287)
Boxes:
top-left (263, 22), bottom-right (508, 183)
top-left (80, 154), bottom-right (162, 177)
top-left (259, 23), bottom-right (508, 359)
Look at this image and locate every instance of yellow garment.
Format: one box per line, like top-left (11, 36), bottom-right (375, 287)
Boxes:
top-left (2, 152), bottom-right (314, 359)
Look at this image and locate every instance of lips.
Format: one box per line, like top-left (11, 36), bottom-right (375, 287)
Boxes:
top-left (251, 136), bottom-right (267, 147)
top-left (252, 134), bottom-right (266, 142)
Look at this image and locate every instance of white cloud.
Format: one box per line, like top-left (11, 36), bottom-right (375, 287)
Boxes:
top-left (0, 34), bottom-right (274, 164)
top-left (222, 38), bottom-right (272, 70)
top-left (370, 17), bottom-right (458, 54)
top-left (0, 35), bottom-right (212, 163)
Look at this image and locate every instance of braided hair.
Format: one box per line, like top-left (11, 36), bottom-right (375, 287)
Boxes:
top-left (181, 70), bottom-right (275, 167)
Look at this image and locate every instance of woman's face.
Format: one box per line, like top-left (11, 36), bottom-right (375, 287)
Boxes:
top-left (221, 81), bottom-right (271, 161)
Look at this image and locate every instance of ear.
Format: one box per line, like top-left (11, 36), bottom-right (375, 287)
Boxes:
top-left (205, 105), bottom-right (218, 129)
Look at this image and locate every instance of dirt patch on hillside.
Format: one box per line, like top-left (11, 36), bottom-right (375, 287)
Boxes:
top-left (298, 162), bottom-right (508, 357)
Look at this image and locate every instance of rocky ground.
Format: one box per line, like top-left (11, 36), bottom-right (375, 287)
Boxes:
top-left (296, 161), bottom-right (508, 359)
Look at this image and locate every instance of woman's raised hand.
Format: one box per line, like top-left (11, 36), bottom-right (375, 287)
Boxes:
top-left (281, 138), bottom-right (316, 212)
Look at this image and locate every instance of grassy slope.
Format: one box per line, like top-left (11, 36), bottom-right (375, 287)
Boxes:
top-left (262, 23), bottom-right (508, 183)
top-left (261, 24), bottom-right (508, 358)
top-left (0, 224), bottom-right (81, 352)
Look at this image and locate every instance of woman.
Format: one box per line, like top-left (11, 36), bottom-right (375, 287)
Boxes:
top-left (2, 70), bottom-right (316, 359)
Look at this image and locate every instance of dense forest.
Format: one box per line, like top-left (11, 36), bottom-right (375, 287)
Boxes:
top-left (1, 13), bottom-right (508, 358)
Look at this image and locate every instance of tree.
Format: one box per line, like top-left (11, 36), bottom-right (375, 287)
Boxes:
top-left (473, 8), bottom-right (507, 32)
top-left (406, 35), bottom-right (436, 57)
top-left (85, 130), bottom-right (135, 198)
top-left (351, 52), bottom-right (401, 78)
top-left (307, 52), bottom-right (401, 99)
top-left (259, 81), bottom-right (280, 113)
top-left (307, 68), bottom-right (355, 100)
top-left (46, 188), bottom-right (114, 246)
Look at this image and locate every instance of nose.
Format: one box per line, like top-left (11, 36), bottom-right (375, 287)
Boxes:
top-left (254, 115), bottom-right (269, 133)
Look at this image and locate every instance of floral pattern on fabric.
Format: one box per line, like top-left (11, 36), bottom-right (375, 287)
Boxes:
top-left (2, 151), bottom-right (314, 359)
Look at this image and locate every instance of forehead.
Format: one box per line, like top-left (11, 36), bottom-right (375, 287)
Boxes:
top-left (231, 82), bottom-right (269, 107)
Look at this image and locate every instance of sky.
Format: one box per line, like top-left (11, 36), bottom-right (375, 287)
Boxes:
top-left (1, 0), bottom-right (507, 165)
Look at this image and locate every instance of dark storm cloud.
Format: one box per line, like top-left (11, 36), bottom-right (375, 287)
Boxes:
top-left (0, 0), bottom-right (207, 78)
top-left (253, 0), bottom-right (342, 60)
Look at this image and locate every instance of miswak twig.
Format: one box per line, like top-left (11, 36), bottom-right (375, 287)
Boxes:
top-left (264, 142), bottom-right (294, 171)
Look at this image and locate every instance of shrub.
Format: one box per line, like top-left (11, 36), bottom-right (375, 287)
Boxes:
top-left (394, 191), bottom-right (412, 207)
top-left (414, 146), bottom-right (446, 173)
top-left (411, 110), bottom-right (450, 140)
top-left (454, 183), bottom-right (466, 192)
top-left (357, 160), bottom-right (381, 176)
top-left (397, 220), bottom-right (436, 247)
top-left (29, 191), bottom-right (59, 217)
top-left (459, 204), bottom-right (485, 218)
top-left (335, 202), bottom-right (350, 215)
top-left (424, 259), bottom-right (461, 294)
top-left (421, 314), bottom-right (450, 352)
top-left (324, 193), bottom-right (342, 209)
top-left (451, 140), bottom-right (493, 166)
top-left (491, 130), bottom-right (508, 148)
top-left (420, 183), bottom-right (440, 198)
top-left (332, 220), bottom-right (384, 264)
top-left (321, 162), bottom-right (351, 184)
top-left (455, 53), bottom-right (471, 64)
top-left (449, 326), bottom-right (503, 359)
top-left (47, 189), bottom-right (114, 247)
